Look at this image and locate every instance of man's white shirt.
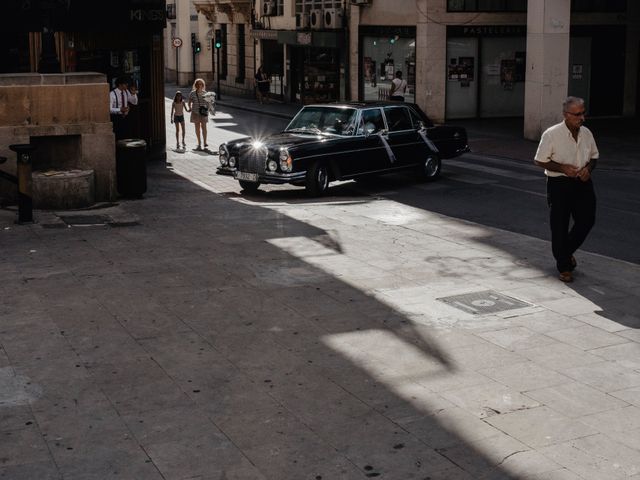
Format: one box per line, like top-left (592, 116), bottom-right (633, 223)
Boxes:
top-left (110, 88), bottom-right (138, 115)
top-left (534, 121), bottom-right (599, 177)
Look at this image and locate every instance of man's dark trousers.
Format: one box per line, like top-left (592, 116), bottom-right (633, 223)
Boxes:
top-left (547, 176), bottom-right (596, 273)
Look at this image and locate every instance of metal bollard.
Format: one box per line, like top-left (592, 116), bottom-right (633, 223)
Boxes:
top-left (9, 144), bottom-right (37, 224)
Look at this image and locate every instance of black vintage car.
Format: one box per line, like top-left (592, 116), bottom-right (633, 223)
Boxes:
top-left (217, 102), bottom-right (469, 196)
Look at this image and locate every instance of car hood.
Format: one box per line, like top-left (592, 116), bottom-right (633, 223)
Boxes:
top-left (225, 132), bottom-right (330, 151)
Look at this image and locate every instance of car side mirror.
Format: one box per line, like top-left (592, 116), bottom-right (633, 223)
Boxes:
top-left (418, 121), bottom-right (426, 131)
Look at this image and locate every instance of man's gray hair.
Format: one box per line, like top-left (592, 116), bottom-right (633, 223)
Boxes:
top-left (563, 96), bottom-right (585, 112)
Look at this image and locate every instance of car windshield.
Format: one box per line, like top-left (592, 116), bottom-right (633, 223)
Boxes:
top-left (285, 106), bottom-right (358, 136)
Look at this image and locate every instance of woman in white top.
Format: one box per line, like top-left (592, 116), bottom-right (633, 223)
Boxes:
top-left (389, 71), bottom-right (408, 102)
top-left (188, 78), bottom-right (209, 151)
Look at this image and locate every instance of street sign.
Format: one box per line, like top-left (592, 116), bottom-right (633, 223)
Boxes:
top-left (172, 37), bottom-right (183, 48)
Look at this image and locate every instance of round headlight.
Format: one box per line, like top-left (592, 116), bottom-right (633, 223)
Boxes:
top-left (219, 156), bottom-right (228, 166)
top-left (229, 156), bottom-right (236, 168)
top-left (279, 148), bottom-right (289, 162)
top-left (267, 160), bottom-right (278, 172)
top-left (219, 145), bottom-right (228, 159)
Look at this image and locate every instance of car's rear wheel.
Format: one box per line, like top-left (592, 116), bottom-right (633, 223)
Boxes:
top-left (239, 180), bottom-right (260, 193)
top-left (305, 161), bottom-right (330, 197)
top-left (417, 153), bottom-right (441, 181)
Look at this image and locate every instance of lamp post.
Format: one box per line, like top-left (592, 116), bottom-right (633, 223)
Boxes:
top-left (37, 0), bottom-right (71, 74)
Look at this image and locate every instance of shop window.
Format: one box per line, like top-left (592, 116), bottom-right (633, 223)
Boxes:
top-left (361, 35), bottom-right (415, 103)
top-left (236, 24), bottom-right (245, 83)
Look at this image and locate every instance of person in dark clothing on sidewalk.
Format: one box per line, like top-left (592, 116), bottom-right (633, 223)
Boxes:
top-left (534, 96), bottom-right (599, 283)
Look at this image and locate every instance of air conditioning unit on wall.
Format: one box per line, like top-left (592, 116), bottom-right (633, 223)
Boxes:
top-left (296, 13), bottom-right (310, 29)
top-left (310, 9), bottom-right (323, 29)
top-left (324, 8), bottom-right (344, 29)
top-left (263, 0), bottom-right (276, 16)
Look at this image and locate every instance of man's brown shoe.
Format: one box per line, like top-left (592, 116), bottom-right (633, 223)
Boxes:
top-left (559, 271), bottom-right (573, 283)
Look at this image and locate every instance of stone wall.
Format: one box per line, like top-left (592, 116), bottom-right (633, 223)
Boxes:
top-left (0, 73), bottom-right (116, 206)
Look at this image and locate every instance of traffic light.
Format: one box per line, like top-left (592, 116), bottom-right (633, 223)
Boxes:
top-left (191, 33), bottom-right (196, 49)
top-left (195, 42), bottom-right (201, 53)
top-left (214, 29), bottom-right (222, 49)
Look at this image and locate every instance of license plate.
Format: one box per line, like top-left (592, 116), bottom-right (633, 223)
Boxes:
top-left (236, 171), bottom-right (258, 182)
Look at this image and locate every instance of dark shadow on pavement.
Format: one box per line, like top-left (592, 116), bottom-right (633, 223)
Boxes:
top-left (0, 162), bottom-right (523, 479)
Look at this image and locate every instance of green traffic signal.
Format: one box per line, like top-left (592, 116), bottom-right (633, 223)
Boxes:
top-left (214, 29), bottom-right (222, 49)
top-left (195, 42), bottom-right (201, 53)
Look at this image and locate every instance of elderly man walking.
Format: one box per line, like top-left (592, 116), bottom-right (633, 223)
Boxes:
top-left (534, 96), bottom-right (599, 283)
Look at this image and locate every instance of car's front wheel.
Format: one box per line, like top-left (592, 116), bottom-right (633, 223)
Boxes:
top-left (239, 180), bottom-right (260, 193)
top-left (305, 161), bottom-right (330, 197)
top-left (417, 153), bottom-right (441, 181)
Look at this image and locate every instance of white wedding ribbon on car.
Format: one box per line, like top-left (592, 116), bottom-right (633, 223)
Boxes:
top-left (378, 132), bottom-right (397, 164)
top-left (377, 128), bottom-right (439, 165)
top-left (418, 128), bottom-right (439, 153)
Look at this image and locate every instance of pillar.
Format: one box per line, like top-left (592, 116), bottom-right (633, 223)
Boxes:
top-left (348, 5), bottom-right (360, 101)
top-left (523, 0), bottom-right (571, 140)
top-left (415, 0), bottom-right (446, 123)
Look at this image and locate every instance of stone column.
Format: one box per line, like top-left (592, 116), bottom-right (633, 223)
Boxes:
top-left (348, 5), bottom-right (360, 101)
top-left (178, 0), bottom-right (194, 87)
top-left (416, 0), bottom-right (446, 122)
top-left (524, 0), bottom-right (571, 140)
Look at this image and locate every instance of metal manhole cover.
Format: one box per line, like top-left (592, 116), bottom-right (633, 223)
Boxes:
top-left (59, 215), bottom-right (110, 226)
top-left (437, 290), bottom-right (533, 315)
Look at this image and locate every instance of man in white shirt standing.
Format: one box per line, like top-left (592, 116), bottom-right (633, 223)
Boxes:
top-left (534, 96), bottom-right (599, 283)
top-left (109, 77), bottom-right (138, 140)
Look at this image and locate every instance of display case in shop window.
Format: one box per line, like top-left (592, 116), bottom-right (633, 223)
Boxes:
top-left (302, 65), bottom-right (339, 104)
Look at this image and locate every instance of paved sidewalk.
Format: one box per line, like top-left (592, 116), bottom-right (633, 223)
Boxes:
top-left (1, 93), bottom-right (639, 479)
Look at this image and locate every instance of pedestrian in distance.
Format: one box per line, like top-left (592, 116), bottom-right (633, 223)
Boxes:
top-left (170, 91), bottom-right (190, 150)
top-left (534, 96), bottom-right (599, 283)
top-left (389, 71), bottom-right (407, 101)
top-left (109, 77), bottom-right (138, 140)
top-left (255, 65), bottom-right (270, 104)
top-left (188, 78), bottom-right (210, 151)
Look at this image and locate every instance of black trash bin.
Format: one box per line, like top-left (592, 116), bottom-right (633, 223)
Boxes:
top-left (116, 139), bottom-right (147, 198)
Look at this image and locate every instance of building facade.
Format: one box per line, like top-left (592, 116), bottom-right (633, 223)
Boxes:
top-left (351, 0), bottom-right (638, 138)
top-left (172, 0), bottom-right (638, 139)
top-left (1, 0), bottom-right (168, 205)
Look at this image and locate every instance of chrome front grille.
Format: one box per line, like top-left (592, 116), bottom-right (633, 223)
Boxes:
top-left (238, 147), bottom-right (267, 174)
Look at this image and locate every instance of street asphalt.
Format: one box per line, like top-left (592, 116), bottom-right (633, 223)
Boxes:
top-left (1, 88), bottom-right (639, 479)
